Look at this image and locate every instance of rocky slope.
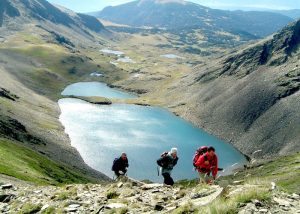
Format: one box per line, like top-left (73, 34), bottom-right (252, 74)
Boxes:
top-left (0, 152), bottom-right (299, 213)
top-left (94, 0), bottom-right (293, 37)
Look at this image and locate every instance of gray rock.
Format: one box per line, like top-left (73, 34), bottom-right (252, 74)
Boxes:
top-left (1, 184), bottom-right (13, 190)
top-left (106, 203), bottom-right (126, 209)
top-left (273, 197), bottom-right (291, 207)
top-left (65, 207), bottom-right (78, 212)
top-left (291, 193), bottom-right (300, 200)
top-left (281, 206), bottom-right (290, 211)
top-left (252, 199), bottom-right (263, 207)
top-left (41, 204), bottom-right (49, 211)
top-left (259, 208), bottom-right (268, 213)
top-left (0, 194), bottom-right (15, 203)
top-left (69, 204), bottom-right (81, 208)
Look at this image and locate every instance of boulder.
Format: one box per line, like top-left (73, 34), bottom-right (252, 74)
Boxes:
top-left (106, 203), bottom-right (127, 209)
top-left (141, 183), bottom-right (163, 190)
top-left (1, 184), bottom-right (13, 190)
top-left (0, 194), bottom-right (15, 203)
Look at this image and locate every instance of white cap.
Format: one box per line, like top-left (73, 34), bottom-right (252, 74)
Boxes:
top-left (170, 148), bottom-right (178, 154)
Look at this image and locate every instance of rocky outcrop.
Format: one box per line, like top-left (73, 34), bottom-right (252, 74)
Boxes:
top-left (0, 176), bottom-right (299, 213)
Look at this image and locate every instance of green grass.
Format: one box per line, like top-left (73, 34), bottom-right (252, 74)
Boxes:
top-left (0, 138), bottom-right (93, 185)
top-left (198, 187), bottom-right (271, 214)
top-left (225, 152), bottom-right (300, 193)
top-left (172, 201), bottom-right (198, 214)
top-left (41, 206), bottom-right (56, 214)
top-left (106, 190), bottom-right (119, 199)
top-left (18, 203), bottom-right (42, 214)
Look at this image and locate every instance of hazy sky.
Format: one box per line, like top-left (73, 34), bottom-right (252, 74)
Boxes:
top-left (47, 0), bottom-right (300, 13)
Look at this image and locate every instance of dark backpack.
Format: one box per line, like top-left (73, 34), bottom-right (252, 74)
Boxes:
top-left (111, 158), bottom-right (118, 171)
top-left (193, 146), bottom-right (208, 167)
top-left (157, 152), bottom-right (169, 167)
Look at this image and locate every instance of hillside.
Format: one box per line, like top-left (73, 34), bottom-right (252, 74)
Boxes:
top-left (94, 0), bottom-right (293, 37)
top-left (0, 0), bottom-right (125, 183)
top-left (104, 17), bottom-right (300, 159)
top-left (157, 19), bottom-right (300, 158)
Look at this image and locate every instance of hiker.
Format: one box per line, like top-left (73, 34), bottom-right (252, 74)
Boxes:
top-left (157, 148), bottom-right (179, 186)
top-left (112, 152), bottom-right (129, 178)
top-left (195, 146), bottom-right (218, 184)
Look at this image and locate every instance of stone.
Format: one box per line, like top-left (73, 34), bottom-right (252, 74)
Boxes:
top-left (106, 203), bottom-right (127, 209)
top-left (0, 194), bottom-right (15, 203)
top-left (271, 182), bottom-right (276, 190)
top-left (1, 184), bottom-right (13, 190)
top-left (252, 199), bottom-right (263, 207)
top-left (292, 193), bottom-right (300, 200)
top-left (141, 183), bottom-right (163, 190)
top-left (191, 189), bottom-right (216, 199)
top-left (69, 204), bottom-right (81, 208)
top-left (273, 197), bottom-right (291, 207)
top-left (65, 207), bottom-right (78, 212)
top-left (233, 180), bottom-right (244, 184)
top-left (117, 182), bottom-right (123, 188)
top-left (154, 204), bottom-right (164, 211)
top-left (281, 207), bottom-right (290, 211)
top-left (41, 204), bottom-right (49, 211)
top-left (259, 208), bottom-right (269, 213)
top-left (237, 202), bottom-right (247, 208)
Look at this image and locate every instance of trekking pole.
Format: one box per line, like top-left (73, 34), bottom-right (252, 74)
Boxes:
top-left (157, 166), bottom-right (160, 176)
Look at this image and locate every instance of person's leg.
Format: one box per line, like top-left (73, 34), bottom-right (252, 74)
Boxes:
top-left (198, 171), bottom-right (206, 183)
top-left (169, 175), bottom-right (174, 186)
top-left (162, 173), bottom-right (174, 186)
top-left (114, 171), bottom-right (120, 178)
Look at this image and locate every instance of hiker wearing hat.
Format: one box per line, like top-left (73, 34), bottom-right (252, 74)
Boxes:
top-left (112, 152), bottom-right (129, 178)
top-left (157, 148), bottom-right (179, 186)
top-left (195, 146), bottom-right (218, 184)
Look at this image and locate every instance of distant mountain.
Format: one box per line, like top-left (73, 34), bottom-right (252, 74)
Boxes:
top-left (272, 9), bottom-right (300, 20)
top-left (93, 0), bottom-right (293, 37)
top-left (0, 0), bottom-right (105, 33)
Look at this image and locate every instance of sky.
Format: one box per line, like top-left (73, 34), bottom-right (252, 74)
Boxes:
top-left (47, 0), bottom-right (300, 13)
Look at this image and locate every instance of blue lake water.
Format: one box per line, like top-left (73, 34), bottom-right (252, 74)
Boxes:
top-left (61, 82), bottom-right (137, 99)
top-left (59, 83), bottom-right (247, 181)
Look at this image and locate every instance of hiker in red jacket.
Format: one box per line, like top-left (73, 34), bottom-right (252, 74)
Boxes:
top-left (195, 146), bottom-right (218, 184)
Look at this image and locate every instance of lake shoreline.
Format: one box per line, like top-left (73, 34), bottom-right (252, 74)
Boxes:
top-left (58, 81), bottom-right (249, 181)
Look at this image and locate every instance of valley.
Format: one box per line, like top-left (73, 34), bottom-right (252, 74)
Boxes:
top-left (0, 0), bottom-right (299, 213)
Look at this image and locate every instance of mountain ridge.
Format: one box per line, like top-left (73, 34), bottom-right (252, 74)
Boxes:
top-left (93, 0), bottom-right (293, 37)
top-left (0, 0), bottom-right (106, 35)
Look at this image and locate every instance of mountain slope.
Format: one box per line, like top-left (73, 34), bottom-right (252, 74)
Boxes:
top-left (0, 0), bottom-right (121, 183)
top-left (163, 19), bottom-right (300, 158)
top-left (94, 0), bottom-right (293, 37)
top-left (0, 0), bottom-right (106, 40)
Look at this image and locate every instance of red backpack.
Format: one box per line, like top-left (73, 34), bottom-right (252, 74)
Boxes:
top-left (193, 146), bottom-right (208, 167)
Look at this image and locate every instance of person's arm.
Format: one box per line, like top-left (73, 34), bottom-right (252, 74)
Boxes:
top-left (212, 155), bottom-right (218, 179)
top-left (173, 157), bottom-right (179, 166)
